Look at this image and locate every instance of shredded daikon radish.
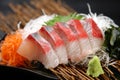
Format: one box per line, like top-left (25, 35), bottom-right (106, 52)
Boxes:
top-left (85, 4), bottom-right (118, 34)
top-left (22, 14), bottom-right (55, 39)
top-left (80, 49), bottom-right (110, 67)
top-left (86, 14), bottom-right (118, 34)
top-left (21, 11), bottom-right (118, 40)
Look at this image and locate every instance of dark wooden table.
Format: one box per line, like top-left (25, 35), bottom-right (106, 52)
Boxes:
top-left (0, 0), bottom-right (120, 26)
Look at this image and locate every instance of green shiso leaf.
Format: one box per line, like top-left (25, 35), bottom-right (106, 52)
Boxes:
top-left (45, 13), bottom-right (84, 26)
top-left (87, 56), bottom-right (104, 77)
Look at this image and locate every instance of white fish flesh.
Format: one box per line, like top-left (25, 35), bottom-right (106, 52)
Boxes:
top-left (81, 18), bottom-right (104, 53)
top-left (17, 32), bottom-right (59, 69)
top-left (54, 22), bottom-right (81, 63)
top-left (39, 26), bottom-right (68, 64)
top-left (67, 20), bottom-right (92, 60)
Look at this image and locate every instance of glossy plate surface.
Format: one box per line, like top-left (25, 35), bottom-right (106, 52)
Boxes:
top-left (0, 64), bottom-right (58, 80)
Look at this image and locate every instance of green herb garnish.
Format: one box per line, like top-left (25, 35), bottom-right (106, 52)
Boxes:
top-left (103, 26), bottom-right (120, 59)
top-left (45, 13), bottom-right (84, 26)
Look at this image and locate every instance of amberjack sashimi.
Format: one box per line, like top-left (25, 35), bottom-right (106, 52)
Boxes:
top-left (67, 20), bottom-right (92, 60)
top-left (54, 22), bottom-right (81, 63)
top-left (17, 32), bottom-right (59, 69)
top-left (81, 18), bottom-right (104, 53)
top-left (39, 26), bottom-right (68, 64)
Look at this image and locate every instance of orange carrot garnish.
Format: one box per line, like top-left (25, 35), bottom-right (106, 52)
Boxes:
top-left (0, 31), bottom-right (30, 67)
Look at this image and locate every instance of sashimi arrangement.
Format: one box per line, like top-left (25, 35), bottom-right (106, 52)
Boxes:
top-left (0, 9), bottom-right (120, 79)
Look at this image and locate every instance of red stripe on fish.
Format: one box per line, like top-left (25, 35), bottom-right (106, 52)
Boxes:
top-left (54, 22), bottom-right (77, 42)
top-left (81, 18), bottom-right (104, 53)
top-left (54, 22), bottom-right (82, 63)
top-left (30, 33), bottom-right (51, 54)
top-left (86, 18), bottom-right (103, 38)
top-left (39, 26), bottom-right (68, 64)
top-left (18, 32), bottom-right (59, 68)
top-left (67, 19), bottom-right (93, 60)
top-left (67, 19), bottom-right (88, 38)
top-left (40, 26), bottom-right (64, 48)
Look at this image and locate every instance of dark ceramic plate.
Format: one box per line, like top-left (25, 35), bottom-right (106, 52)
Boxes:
top-left (0, 64), bottom-right (58, 80)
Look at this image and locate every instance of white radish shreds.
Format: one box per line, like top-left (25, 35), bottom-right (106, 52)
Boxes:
top-left (86, 3), bottom-right (118, 32)
top-left (20, 12), bottom-right (118, 40)
top-left (79, 49), bottom-right (110, 67)
top-left (22, 14), bottom-right (55, 40)
top-left (80, 13), bottom-right (119, 39)
top-left (17, 21), bottom-right (22, 30)
top-left (85, 13), bottom-right (118, 31)
top-left (91, 14), bottom-right (118, 31)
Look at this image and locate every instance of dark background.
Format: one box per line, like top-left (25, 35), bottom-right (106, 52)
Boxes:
top-left (0, 0), bottom-right (120, 26)
top-left (64, 0), bottom-right (120, 26)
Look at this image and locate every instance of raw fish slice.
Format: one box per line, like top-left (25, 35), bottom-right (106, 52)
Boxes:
top-left (17, 32), bottom-right (59, 69)
top-left (54, 22), bottom-right (81, 63)
top-left (39, 26), bottom-right (68, 64)
top-left (67, 20), bottom-right (92, 60)
top-left (81, 18), bottom-right (103, 53)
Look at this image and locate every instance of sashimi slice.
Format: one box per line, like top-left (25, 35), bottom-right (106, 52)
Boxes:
top-left (17, 32), bottom-right (59, 69)
top-left (67, 20), bottom-right (92, 60)
top-left (39, 26), bottom-right (68, 64)
top-left (54, 22), bottom-right (81, 63)
top-left (22, 15), bottom-right (55, 40)
top-left (81, 18), bottom-right (104, 53)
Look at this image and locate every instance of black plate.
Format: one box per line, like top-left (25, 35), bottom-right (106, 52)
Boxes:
top-left (0, 30), bottom-right (6, 41)
top-left (0, 64), bottom-right (58, 80)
